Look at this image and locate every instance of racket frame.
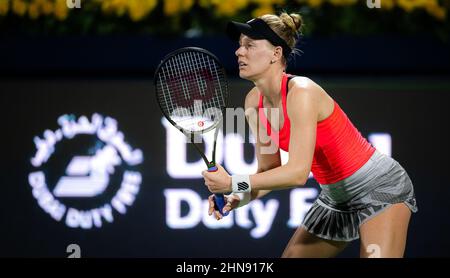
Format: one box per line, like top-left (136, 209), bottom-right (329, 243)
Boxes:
top-left (154, 47), bottom-right (230, 216)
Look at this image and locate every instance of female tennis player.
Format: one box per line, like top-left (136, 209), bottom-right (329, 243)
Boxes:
top-left (202, 12), bottom-right (417, 258)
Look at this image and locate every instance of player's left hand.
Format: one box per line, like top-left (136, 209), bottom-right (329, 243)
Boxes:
top-left (202, 164), bottom-right (232, 193)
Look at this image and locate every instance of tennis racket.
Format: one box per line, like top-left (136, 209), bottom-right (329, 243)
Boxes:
top-left (155, 47), bottom-right (230, 216)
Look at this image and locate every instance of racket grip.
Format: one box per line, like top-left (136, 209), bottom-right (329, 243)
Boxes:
top-left (207, 164), bottom-right (229, 217)
top-left (213, 194), bottom-right (229, 217)
top-left (208, 165), bottom-right (218, 172)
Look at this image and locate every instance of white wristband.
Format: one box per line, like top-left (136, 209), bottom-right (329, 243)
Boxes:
top-left (232, 192), bottom-right (251, 208)
top-left (231, 175), bottom-right (251, 193)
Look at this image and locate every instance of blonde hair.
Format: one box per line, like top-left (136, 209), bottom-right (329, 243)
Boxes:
top-left (259, 12), bottom-right (303, 59)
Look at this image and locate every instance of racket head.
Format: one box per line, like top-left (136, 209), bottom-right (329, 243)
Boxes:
top-left (154, 47), bottom-right (228, 135)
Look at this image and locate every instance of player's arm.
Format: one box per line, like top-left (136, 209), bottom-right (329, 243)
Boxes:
top-left (204, 81), bottom-right (319, 194)
top-left (248, 80), bottom-right (319, 191)
top-left (244, 87), bottom-right (281, 200)
top-left (206, 82), bottom-right (318, 218)
top-left (206, 87), bottom-right (280, 218)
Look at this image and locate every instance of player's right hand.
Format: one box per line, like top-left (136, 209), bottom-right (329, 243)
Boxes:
top-left (208, 194), bottom-right (240, 220)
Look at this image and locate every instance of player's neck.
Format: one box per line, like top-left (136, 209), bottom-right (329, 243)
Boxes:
top-left (254, 69), bottom-right (284, 106)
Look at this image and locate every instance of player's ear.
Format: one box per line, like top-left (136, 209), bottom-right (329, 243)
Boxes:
top-left (272, 46), bottom-right (283, 63)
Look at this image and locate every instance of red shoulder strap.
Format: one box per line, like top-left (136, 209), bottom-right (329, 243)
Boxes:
top-left (258, 92), bottom-right (271, 136)
top-left (280, 73), bottom-right (289, 124)
top-left (258, 73), bottom-right (289, 136)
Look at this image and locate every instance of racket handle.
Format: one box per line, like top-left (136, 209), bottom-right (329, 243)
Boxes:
top-left (208, 165), bottom-right (218, 172)
top-left (213, 194), bottom-right (229, 217)
top-left (208, 164), bottom-right (229, 217)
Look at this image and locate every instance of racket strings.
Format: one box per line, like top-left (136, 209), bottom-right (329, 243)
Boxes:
top-left (195, 52), bottom-right (226, 117)
top-left (190, 52), bottom-right (225, 121)
top-left (156, 50), bottom-right (227, 132)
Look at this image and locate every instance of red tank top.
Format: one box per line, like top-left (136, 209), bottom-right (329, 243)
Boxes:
top-left (258, 73), bottom-right (375, 185)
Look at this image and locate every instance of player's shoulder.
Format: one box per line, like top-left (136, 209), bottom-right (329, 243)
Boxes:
top-left (287, 75), bottom-right (325, 101)
top-left (288, 75), bottom-right (320, 91)
top-left (244, 86), bottom-right (260, 110)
